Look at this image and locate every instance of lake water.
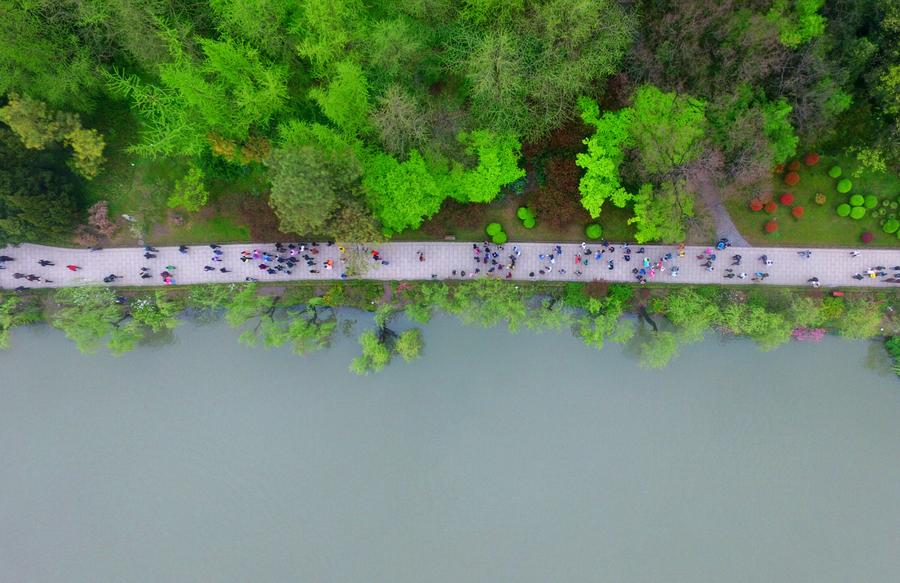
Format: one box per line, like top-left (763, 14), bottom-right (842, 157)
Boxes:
top-left (1, 317), bottom-right (899, 583)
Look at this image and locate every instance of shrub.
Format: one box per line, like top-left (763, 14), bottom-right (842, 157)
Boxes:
top-left (764, 201), bottom-right (778, 214)
top-left (522, 216), bottom-right (536, 229)
top-left (750, 198), bottom-right (764, 212)
top-left (486, 222), bottom-right (502, 236)
top-left (829, 166), bottom-right (842, 178)
top-left (585, 224), bottom-right (602, 239)
top-left (803, 152), bottom-right (820, 166)
top-left (850, 194), bottom-right (865, 207)
top-left (883, 219), bottom-right (899, 234)
top-left (864, 195), bottom-right (878, 209)
top-left (850, 206), bottom-right (866, 219)
top-left (774, 164), bottom-right (785, 174)
top-left (814, 193), bottom-right (826, 205)
top-left (784, 171), bottom-right (800, 186)
top-left (764, 220), bottom-right (778, 233)
top-left (516, 207), bottom-right (530, 220)
top-left (836, 204), bottom-right (851, 217)
top-left (791, 206), bottom-right (804, 218)
top-left (883, 199), bottom-right (891, 207)
top-left (892, 202), bottom-right (899, 210)
top-left (787, 160), bottom-right (801, 172)
top-left (492, 231), bottom-right (508, 244)
top-left (837, 178), bottom-right (852, 193)
top-left (779, 192), bottom-right (794, 205)
top-left (878, 207), bottom-right (887, 216)
top-left (861, 231), bottom-right (874, 244)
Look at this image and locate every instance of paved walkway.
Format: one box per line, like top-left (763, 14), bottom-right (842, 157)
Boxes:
top-left (1, 242), bottom-right (899, 291)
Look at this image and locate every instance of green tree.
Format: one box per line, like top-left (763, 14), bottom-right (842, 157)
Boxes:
top-left (628, 181), bottom-right (695, 244)
top-left (350, 329), bottom-right (392, 374)
top-left (309, 60), bottom-right (370, 136)
top-left (653, 288), bottom-right (720, 343)
top-left (575, 97), bottom-right (633, 218)
top-left (167, 165), bottom-right (209, 213)
top-left (767, 0), bottom-right (826, 48)
top-left (452, 130), bottom-right (525, 203)
top-left (0, 294), bottom-right (42, 349)
top-left (639, 331), bottom-right (680, 368)
top-left (363, 150), bottom-right (445, 234)
top-left (761, 98), bottom-right (799, 164)
top-left (836, 299), bottom-right (884, 339)
top-left (628, 85), bottom-right (707, 175)
top-left (51, 287), bottom-right (122, 354)
top-left (394, 328), bottom-right (424, 362)
top-left (371, 85), bottom-right (429, 157)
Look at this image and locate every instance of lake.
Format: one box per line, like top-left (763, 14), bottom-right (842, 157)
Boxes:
top-left (1, 317), bottom-right (899, 583)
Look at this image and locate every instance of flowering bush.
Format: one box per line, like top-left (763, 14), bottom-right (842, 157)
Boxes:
top-left (750, 198), bottom-right (764, 211)
top-left (788, 160), bottom-right (801, 172)
top-left (861, 231), bottom-right (874, 244)
top-left (792, 328), bottom-right (826, 342)
top-left (780, 192), bottom-right (794, 205)
top-left (764, 219), bottom-right (778, 233)
top-left (791, 206), bottom-right (804, 218)
top-left (803, 152), bottom-right (820, 166)
top-left (764, 201), bottom-right (778, 214)
top-left (784, 171), bottom-right (800, 186)
top-left (814, 193), bottom-right (826, 205)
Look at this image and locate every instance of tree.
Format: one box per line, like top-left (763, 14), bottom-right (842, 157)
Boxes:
top-left (628, 181), bottom-right (695, 244)
top-left (452, 130), bottom-right (525, 203)
top-left (350, 329), bottom-right (392, 374)
top-left (295, 0), bottom-right (365, 75)
top-left (363, 150), bottom-right (445, 233)
top-left (266, 145), bottom-right (363, 236)
top-left (167, 165), bottom-right (209, 212)
top-left (766, 0), bottom-right (826, 49)
top-left (0, 127), bottom-right (80, 245)
top-left (628, 85), bottom-right (707, 175)
top-left (51, 287), bottom-right (122, 354)
top-left (365, 18), bottom-right (425, 86)
top-left (575, 97), bottom-right (633, 218)
top-left (652, 288), bottom-right (719, 343)
top-left (639, 331), bottom-right (680, 368)
top-left (309, 60), bottom-right (370, 136)
top-left (761, 98), bottom-right (799, 164)
top-left (394, 328), bottom-right (424, 362)
top-left (836, 299), bottom-right (884, 340)
top-left (371, 85), bottom-right (429, 156)
top-left (0, 294), bottom-right (42, 349)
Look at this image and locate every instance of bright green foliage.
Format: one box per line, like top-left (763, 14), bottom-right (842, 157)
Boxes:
top-left (585, 224), bottom-right (602, 239)
top-left (350, 329), bottom-right (393, 374)
top-left (223, 284), bottom-right (274, 328)
top-left (639, 331), bottom-right (680, 368)
top-left (363, 150), bottom-right (445, 234)
top-left (838, 179), bottom-right (853, 193)
top-left (628, 181), bottom-right (694, 244)
top-left (761, 98), bottom-right (799, 164)
top-left (652, 288), bottom-right (719, 343)
top-left (295, 0), bottom-right (365, 74)
top-left (186, 284), bottom-right (237, 321)
top-left (849, 194), bottom-right (864, 206)
top-left (850, 206), bottom-right (866, 219)
top-left (526, 299), bottom-right (575, 332)
top-left (486, 223), bottom-right (502, 236)
top-left (492, 231), bottom-right (508, 244)
top-left (575, 97), bottom-right (633, 218)
top-left (394, 328), bottom-right (424, 362)
top-left (446, 279), bottom-right (529, 332)
top-left (836, 299), bottom-right (884, 339)
top-left (718, 304), bottom-right (792, 351)
top-left (366, 18), bottom-right (425, 86)
top-left (829, 166), bottom-right (842, 178)
top-left (629, 85), bottom-right (707, 174)
top-left (309, 60), bottom-right (370, 135)
top-left (767, 0), bottom-right (826, 48)
top-left (453, 131), bottom-right (525, 203)
top-left (836, 203), bottom-right (851, 217)
top-left (168, 165), bottom-right (209, 213)
top-left (864, 195), bottom-right (879, 209)
top-left (51, 287), bottom-right (121, 354)
top-left (0, 294), bottom-right (42, 349)
top-left (789, 297), bottom-right (825, 328)
top-left (884, 219), bottom-right (899, 233)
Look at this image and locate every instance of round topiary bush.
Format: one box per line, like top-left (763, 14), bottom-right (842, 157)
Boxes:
top-left (804, 152), bottom-right (820, 166)
top-left (492, 231), bottom-right (508, 244)
top-left (750, 198), bottom-right (764, 212)
top-left (864, 195), bottom-right (878, 209)
top-left (764, 220), bottom-right (778, 234)
top-left (883, 199), bottom-right (891, 207)
top-left (850, 206), bottom-right (866, 220)
top-left (879, 207), bottom-right (887, 216)
top-left (829, 166), bottom-right (842, 178)
top-left (815, 193), bottom-right (826, 205)
top-left (850, 194), bottom-right (865, 207)
top-left (788, 160), bottom-right (801, 172)
top-left (764, 201), bottom-right (778, 214)
top-left (837, 179), bottom-right (852, 193)
top-left (792, 206), bottom-right (805, 218)
top-left (486, 222), bottom-right (502, 236)
top-left (585, 224), bottom-right (602, 239)
top-left (883, 219), bottom-right (900, 234)
top-left (516, 207), bottom-right (530, 220)
top-left (861, 231), bottom-right (873, 244)
top-left (837, 204), bottom-right (851, 217)
top-left (784, 172), bottom-right (800, 186)
top-left (780, 192), bottom-right (795, 205)
top-left (892, 202), bottom-right (899, 210)
top-left (522, 216), bottom-right (536, 229)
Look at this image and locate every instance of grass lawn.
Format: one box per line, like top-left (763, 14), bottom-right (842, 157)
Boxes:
top-left (398, 193), bottom-right (635, 243)
top-left (728, 154), bottom-right (900, 247)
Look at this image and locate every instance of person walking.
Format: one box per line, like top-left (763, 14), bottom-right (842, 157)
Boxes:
top-left (66, 265), bottom-right (80, 271)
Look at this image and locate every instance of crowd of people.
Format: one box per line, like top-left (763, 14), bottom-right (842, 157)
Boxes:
top-left (0, 239), bottom-right (898, 290)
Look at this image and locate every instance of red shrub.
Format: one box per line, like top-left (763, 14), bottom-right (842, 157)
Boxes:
top-left (861, 231), bottom-right (874, 244)
top-left (788, 160), bottom-right (801, 172)
top-left (750, 198), bottom-right (764, 212)
top-left (764, 220), bottom-right (778, 234)
top-left (764, 201), bottom-right (778, 214)
top-left (773, 164), bottom-right (785, 174)
top-left (784, 172), bottom-right (800, 186)
top-left (791, 206), bottom-right (805, 218)
top-left (803, 152), bottom-right (820, 166)
top-left (780, 192), bottom-right (795, 205)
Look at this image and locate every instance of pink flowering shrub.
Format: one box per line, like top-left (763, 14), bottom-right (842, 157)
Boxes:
top-left (792, 328), bottom-right (826, 342)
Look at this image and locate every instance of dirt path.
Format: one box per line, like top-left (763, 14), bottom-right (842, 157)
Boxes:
top-left (697, 175), bottom-right (751, 247)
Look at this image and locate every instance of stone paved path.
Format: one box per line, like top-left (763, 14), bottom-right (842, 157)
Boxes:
top-left (2, 241), bottom-right (900, 291)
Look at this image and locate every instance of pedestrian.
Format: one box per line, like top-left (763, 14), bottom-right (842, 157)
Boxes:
top-left (220, 267), bottom-right (231, 273)
top-left (66, 265), bottom-right (80, 271)
top-left (144, 252), bottom-right (156, 259)
top-left (179, 245), bottom-right (189, 253)
top-left (204, 266), bottom-right (215, 271)
top-left (38, 260), bottom-right (54, 266)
